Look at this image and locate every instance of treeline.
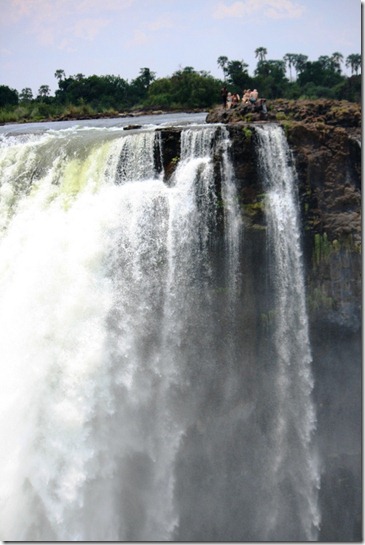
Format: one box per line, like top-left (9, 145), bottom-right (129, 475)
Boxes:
top-left (0, 49), bottom-right (361, 123)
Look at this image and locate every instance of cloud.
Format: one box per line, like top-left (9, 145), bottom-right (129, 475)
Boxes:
top-left (0, 0), bottom-right (136, 48)
top-left (125, 15), bottom-right (174, 48)
top-left (1, 0), bottom-right (135, 20)
top-left (76, 0), bottom-right (135, 14)
top-left (73, 17), bottom-right (110, 41)
top-left (145, 15), bottom-right (174, 32)
top-left (213, 0), bottom-right (305, 20)
top-left (127, 29), bottom-right (150, 47)
top-left (58, 38), bottom-right (77, 53)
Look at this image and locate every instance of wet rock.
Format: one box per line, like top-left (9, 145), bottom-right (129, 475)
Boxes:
top-left (156, 128), bottom-right (181, 184)
top-left (123, 124), bottom-right (142, 130)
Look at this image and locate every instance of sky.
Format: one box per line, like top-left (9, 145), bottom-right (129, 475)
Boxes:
top-left (0, 0), bottom-right (362, 95)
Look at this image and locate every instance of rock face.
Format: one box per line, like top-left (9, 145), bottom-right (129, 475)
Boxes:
top-left (206, 100), bottom-right (361, 332)
top-left (157, 100), bottom-right (361, 338)
top-left (217, 102), bottom-right (362, 542)
top-left (157, 102), bottom-right (361, 540)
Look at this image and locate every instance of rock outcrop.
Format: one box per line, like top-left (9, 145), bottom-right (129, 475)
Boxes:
top-left (206, 97), bottom-right (361, 127)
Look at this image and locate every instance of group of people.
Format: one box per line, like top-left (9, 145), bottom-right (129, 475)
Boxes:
top-left (220, 86), bottom-right (266, 113)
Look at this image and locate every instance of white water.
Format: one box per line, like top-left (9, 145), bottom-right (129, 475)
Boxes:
top-left (255, 124), bottom-right (320, 540)
top-left (0, 124), bottom-right (242, 541)
top-left (0, 122), bottom-right (320, 541)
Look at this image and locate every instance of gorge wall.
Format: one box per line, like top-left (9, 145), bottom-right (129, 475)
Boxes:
top-left (157, 100), bottom-right (362, 540)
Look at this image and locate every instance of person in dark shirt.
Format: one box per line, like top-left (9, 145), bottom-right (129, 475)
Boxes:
top-left (220, 86), bottom-right (228, 108)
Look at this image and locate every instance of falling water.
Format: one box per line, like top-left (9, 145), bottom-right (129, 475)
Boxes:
top-left (0, 121), bottom-right (320, 541)
top-left (255, 124), bottom-right (320, 540)
top-left (0, 124), bottom-right (240, 541)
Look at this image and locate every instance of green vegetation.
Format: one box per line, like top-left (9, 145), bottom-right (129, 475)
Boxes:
top-left (307, 287), bottom-right (334, 312)
top-left (313, 232), bottom-right (333, 266)
top-left (311, 232), bottom-right (360, 266)
top-left (0, 49), bottom-right (361, 123)
top-left (170, 156), bottom-right (180, 166)
top-left (242, 126), bottom-right (253, 141)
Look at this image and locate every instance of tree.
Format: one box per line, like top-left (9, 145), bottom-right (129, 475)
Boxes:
top-left (37, 85), bottom-right (51, 99)
top-left (255, 59), bottom-right (286, 77)
top-left (137, 67), bottom-right (156, 90)
top-left (54, 73), bottom-right (131, 108)
top-left (255, 47), bottom-right (267, 63)
top-left (19, 88), bottom-right (33, 102)
top-left (226, 60), bottom-right (250, 89)
top-left (0, 85), bottom-right (18, 107)
top-left (298, 59), bottom-right (344, 88)
top-left (346, 54), bottom-right (361, 75)
top-left (130, 67), bottom-right (156, 104)
top-left (284, 53), bottom-right (297, 81)
top-left (254, 60), bottom-right (287, 98)
top-left (146, 77), bottom-right (173, 108)
top-left (217, 56), bottom-right (229, 80)
top-left (292, 54), bottom-right (308, 76)
top-left (318, 55), bottom-right (331, 70)
top-left (147, 66), bottom-right (221, 109)
top-left (330, 52), bottom-right (344, 74)
top-left (54, 69), bottom-right (66, 82)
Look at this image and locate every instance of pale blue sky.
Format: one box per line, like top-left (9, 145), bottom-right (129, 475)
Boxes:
top-left (0, 0), bottom-right (362, 95)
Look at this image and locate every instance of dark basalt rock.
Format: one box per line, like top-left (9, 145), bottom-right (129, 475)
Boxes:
top-left (123, 124), bottom-right (142, 130)
top-left (155, 127), bottom-right (181, 184)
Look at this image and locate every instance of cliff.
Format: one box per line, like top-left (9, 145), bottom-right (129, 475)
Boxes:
top-left (211, 100), bottom-right (362, 331)
top-left (159, 101), bottom-right (361, 334)
top-left (205, 98), bottom-right (362, 540)
top-left (157, 102), bottom-right (362, 539)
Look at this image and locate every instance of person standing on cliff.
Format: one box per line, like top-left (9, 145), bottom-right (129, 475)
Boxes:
top-left (221, 86), bottom-right (228, 108)
top-left (249, 89), bottom-right (259, 108)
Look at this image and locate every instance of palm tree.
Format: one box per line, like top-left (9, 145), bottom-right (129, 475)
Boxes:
top-left (226, 59), bottom-right (249, 88)
top-left (330, 52), bottom-right (344, 73)
top-left (54, 69), bottom-right (65, 82)
top-left (255, 47), bottom-right (267, 63)
top-left (217, 56), bottom-right (229, 80)
top-left (346, 54), bottom-right (361, 75)
top-left (292, 54), bottom-right (308, 75)
top-left (284, 53), bottom-right (297, 81)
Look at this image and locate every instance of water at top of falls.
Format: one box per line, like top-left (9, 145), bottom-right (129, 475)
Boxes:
top-left (0, 111), bottom-right (208, 136)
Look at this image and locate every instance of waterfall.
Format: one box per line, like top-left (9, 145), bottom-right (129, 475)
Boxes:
top-left (0, 121), bottom-right (320, 541)
top-left (114, 130), bottom-right (157, 183)
top-left (255, 124), bottom-right (320, 540)
top-left (0, 124), bottom-right (241, 541)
